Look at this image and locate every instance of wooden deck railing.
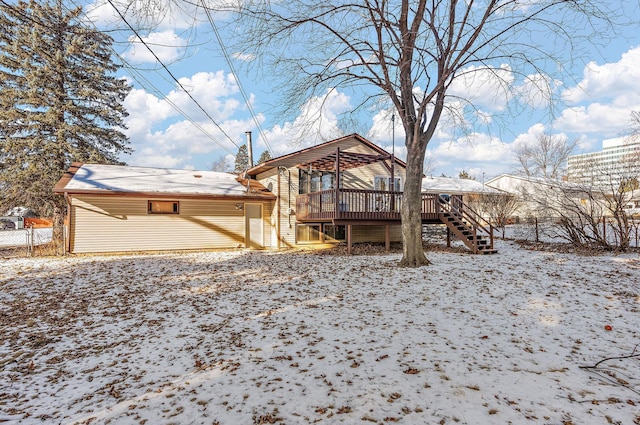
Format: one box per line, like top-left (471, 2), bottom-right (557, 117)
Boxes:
top-left (295, 189), bottom-right (442, 222)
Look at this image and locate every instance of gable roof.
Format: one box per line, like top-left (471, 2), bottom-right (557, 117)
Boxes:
top-left (246, 133), bottom-right (407, 175)
top-left (421, 176), bottom-right (500, 194)
top-left (54, 163), bottom-right (275, 200)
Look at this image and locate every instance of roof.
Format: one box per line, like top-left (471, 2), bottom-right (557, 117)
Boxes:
top-left (246, 133), bottom-right (407, 175)
top-left (421, 176), bottom-right (499, 194)
top-left (486, 173), bottom-right (590, 195)
top-left (54, 163), bottom-right (275, 200)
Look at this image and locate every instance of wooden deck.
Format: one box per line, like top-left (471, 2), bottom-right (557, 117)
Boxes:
top-left (296, 189), bottom-right (497, 254)
top-left (296, 189), bottom-right (443, 223)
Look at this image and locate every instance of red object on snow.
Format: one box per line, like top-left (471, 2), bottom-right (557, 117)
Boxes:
top-left (604, 325), bottom-right (613, 331)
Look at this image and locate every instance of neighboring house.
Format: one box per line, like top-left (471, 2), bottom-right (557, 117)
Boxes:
top-left (486, 174), bottom-right (601, 221)
top-left (422, 176), bottom-right (503, 221)
top-left (421, 176), bottom-right (491, 196)
top-left (54, 163), bottom-right (275, 253)
top-left (624, 190), bottom-right (640, 216)
top-left (4, 206), bottom-right (38, 218)
top-left (55, 134), bottom-right (496, 254)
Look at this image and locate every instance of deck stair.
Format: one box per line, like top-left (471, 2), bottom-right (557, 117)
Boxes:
top-left (439, 198), bottom-right (497, 255)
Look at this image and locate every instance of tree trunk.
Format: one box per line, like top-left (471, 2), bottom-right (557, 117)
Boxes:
top-left (399, 134), bottom-right (430, 267)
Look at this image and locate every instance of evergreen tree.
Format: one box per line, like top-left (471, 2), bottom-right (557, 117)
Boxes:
top-left (234, 145), bottom-right (249, 174)
top-left (458, 170), bottom-right (475, 180)
top-left (257, 150), bottom-right (271, 164)
top-left (0, 0), bottom-right (131, 222)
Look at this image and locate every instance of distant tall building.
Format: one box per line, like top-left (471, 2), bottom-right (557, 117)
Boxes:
top-left (567, 137), bottom-right (640, 187)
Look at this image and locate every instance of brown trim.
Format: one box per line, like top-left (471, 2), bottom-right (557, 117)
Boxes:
top-left (246, 133), bottom-right (408, 176)
top-left (52, 190), bottom-right (275, 201)
top-left (53, 163), bottom-right (275, 200)
top-left (53, 162), bottom-right (84, 192)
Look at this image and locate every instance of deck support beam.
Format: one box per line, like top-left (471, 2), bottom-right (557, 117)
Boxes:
top-left (385, 224), bottom-right (390, 252)
top-left (347, 224), bottom-right (352, 255)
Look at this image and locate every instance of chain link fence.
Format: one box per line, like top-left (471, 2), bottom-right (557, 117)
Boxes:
top-left (0, 226), bottom-right (66, 257)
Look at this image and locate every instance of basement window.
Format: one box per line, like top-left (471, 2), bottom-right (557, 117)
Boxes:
top-left (148, 200), bottom-right (179, 214)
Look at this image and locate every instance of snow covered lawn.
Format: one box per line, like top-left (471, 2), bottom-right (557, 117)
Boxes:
top-left (1, 241), bottom-right (639, 424)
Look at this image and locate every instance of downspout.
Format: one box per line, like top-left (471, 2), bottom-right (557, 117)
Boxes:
top-left (64, 192), bottom-right (71, 254)
top-left (277, 168), bottom-right (281, 249)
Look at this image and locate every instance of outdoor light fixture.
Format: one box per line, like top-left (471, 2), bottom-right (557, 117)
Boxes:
top-left (235, 203), bottom-right (244, 210)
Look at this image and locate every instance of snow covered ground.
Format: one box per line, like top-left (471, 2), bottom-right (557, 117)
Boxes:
top-left (1, 240), bottom-right (639, 424)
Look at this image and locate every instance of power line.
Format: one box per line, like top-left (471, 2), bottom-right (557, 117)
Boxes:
top-left (199, 0), bottom-right (273, 155)
top-left (104, 0), bottom-right (240, 151)
top-left (62, 0), bottom-right (239, 157)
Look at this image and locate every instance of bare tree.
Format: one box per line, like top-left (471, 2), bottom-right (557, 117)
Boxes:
top-left (210, 156), bottom-right (230, 172)
top-left (630, 111), bottom-right (640, 141)
top-left (478, 193), bottom-right (522, 238)
top-left (214, 0), bottom-right (622, 266)
top-left (528, 146), bottom-right (640, 250)
top-left (513, 133), bottom-right (577, 179)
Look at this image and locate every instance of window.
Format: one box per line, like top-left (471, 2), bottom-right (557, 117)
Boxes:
top-left (148, 200), bottom-right (179, 214)
top-left (374, 176), bottom-right (401, 191)
top-left (296, 224), bottom-right (346, 243)
top-left (323, 224), bottom-right (346, 241)
top-left (296, 224), bottom-right (322, 242)
top-left (299, 169), bottom-right (342, 194)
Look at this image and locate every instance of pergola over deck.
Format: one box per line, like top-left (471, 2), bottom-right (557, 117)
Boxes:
top-left (295, 147), bottom-right (440, 224)
top-left (294, 147), bottom-right (496, 254)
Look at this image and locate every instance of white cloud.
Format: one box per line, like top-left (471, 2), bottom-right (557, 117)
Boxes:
top-left (554, 103), bottom-right (640, 135)
top-left (166, 71), bottom-right (241, 121)
top-left (232, 52), bottom-right (255, 62)
top-left (123, 30), bottom-right (187, 64)
top-left (122, 77), bottom-right (353, 171)
top-left (429, 133), bottom-right (515, 177)
top-left (554, 46), bottom-right (640, 136)
top-left (262, 89), bottom-right (352, 156)
top-left (122, 70), bottom-right (255, 169)
top-left (85, 0), bottom-right (209, 31)
top-left (562, 46), bottom-right (640, 104)
top-left (516, 73), bottom-right (558, 109)
top-left (448, 64), bottom-right (514, 111)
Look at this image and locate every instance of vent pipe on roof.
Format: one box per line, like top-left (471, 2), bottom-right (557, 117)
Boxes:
top-left (246, 131), bottom-right (254, 168)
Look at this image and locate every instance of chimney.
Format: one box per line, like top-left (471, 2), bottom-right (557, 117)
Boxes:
top-left (245, 131), bottom-right (254, 168)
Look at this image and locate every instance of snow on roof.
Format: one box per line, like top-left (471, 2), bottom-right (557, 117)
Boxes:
top-left (421, 176), bottom-right (498, 194)
top-left (62, 164), bottom-right (251, 196)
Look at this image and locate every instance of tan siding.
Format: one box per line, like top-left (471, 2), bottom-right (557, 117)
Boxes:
top-left (342, 163), bottom-right (407, 190)
top-left (352, 224), bottom-right (402, 243)
top-left (254, 138), bottom-right (407, 248)
top-left (70, 196), bottom-right (273, 254)
top-left (256, 168), bottom-right (298, 247)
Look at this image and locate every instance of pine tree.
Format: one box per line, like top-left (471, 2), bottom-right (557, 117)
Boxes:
top-left (458, 170), bottom-right (475, 180)
top-left (257, 150), bottom-right (271, 164)
top-left (234, 145), bottom-right (249, 174)
top-left (0, 0), bottom-right (131, 222)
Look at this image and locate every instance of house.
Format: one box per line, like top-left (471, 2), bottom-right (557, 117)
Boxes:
top-left (53, 163), bottom-right (275, 253)
top-left (421, 176), bottom-right (491, 195)
top-left (246, 134), bottom-right (495, 254)
top-left (55, 134), bottom-right (496, 254)
top-left (485, 173), bottom-right (604, 221)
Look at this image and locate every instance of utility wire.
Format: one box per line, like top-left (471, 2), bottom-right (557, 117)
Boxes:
top-left (104, 0), bottom-right (240, 150)
top-left (200, 0), bottom-right (273, 155)
top-left (62, 0), bottom-right (238, 157)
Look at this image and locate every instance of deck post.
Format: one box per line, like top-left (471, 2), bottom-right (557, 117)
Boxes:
top-left (347, 224), bottom-right (352, 255)
top-left (385, 224), bottom-right (390, 252)
top-left (446, 227), bottom-right (451, 247)
top-left (335, 147), bottom-right (341, 219)
top-left (390, 154), bottom-right (395, 212)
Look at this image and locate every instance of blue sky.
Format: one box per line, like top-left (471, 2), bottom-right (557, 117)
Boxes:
top-left (80, 0), bottom-right (640, 180)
